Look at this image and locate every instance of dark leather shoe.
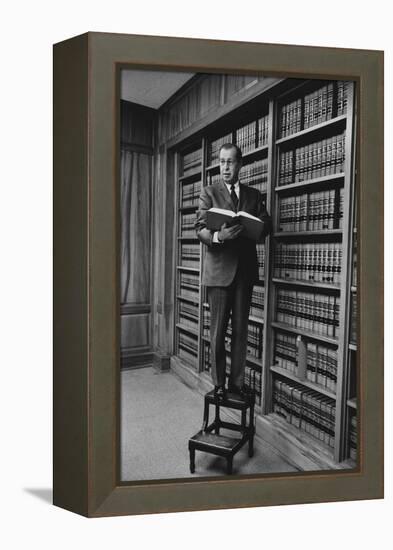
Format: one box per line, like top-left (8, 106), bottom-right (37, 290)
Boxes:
top-left (214, 385), bottom-right (226, 401)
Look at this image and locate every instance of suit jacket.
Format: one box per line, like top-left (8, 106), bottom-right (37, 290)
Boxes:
top-left (195, 181), bottom-right (271, 286)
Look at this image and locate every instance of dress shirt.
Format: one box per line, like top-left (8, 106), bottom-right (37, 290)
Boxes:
top-left (213, 180), bottom-right (240, 243)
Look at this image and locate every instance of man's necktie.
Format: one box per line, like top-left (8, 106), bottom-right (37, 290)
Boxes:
top-left (230, 183), bottom-right (238, 211)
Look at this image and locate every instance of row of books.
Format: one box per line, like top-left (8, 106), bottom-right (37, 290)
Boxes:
top-left (273, 242), bottom-right (342, 285)
top-left (278, 132), bottom-right (346, 186)
top-left (179, 288), bottom-right (199, 303)
top-left (179, 272), bottom-right (199, 302)
top-left (279, 98), bottom-right (302, 138)
top-left (235, 114), bottom-right (269, 154)
top-left (276, 289), bottom-right (340, 338)
top-left (250, 285), bottom-right (265, 317)
top-left (336, 81), bottom-right (350, 118)
top-left (273, 378), bottom-right (336, 447)
top-left (274, 332), bottom-right (338, 392)
top-left (240, 159), bottom-right (269, 192)
top-left (257, 243), bottom-right (265, 279)
top-left (180, 179), bottom-right (201, 208)
top-left (178, 312), bottom-right (198, 334)
top-left (207, 173), bottom-right (222, 186)
top-left (207, 132), bottom-right (233, 165)
top-left (179, 300), bottom-right (198, 322)
top-left (180, 212), bottom-right (197, 238)
top-left (348, 413), bottom-right (357, 460)
top-left (236, 120), bottom-right (258, 155)
top-left (180, 243), bottom-right (200, 267)
top-left (305, 341), bottom-right (338, 392)
top-left (182, 148), bottom-right (202, 175)
top-left (257, 114), bottom-right (269, 147)
top-left (178, 331), bottom-right (198, 366)
top-left (247, 322), bottom-right (264, 359)
top-left (278, 189), bottom-right (343, 232)
top-left (350, 292), bottom-right (357, 344)
top-left (304, 83), bottom-right (335, 129)
top-left (279, 81), bottom-right (349, 138)
top-left (202, 341), bottom-right (262, 403)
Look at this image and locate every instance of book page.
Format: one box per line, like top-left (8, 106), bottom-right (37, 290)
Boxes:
top-left (208, 207), bottom-right (236, 217)
top-left (237, 210), bottom-right (262, 222)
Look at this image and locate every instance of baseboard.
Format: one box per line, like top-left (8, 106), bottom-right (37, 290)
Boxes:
top-left (153, 352), bottom-right (171, 372)
top-left (120, 350), bottom-right (153, 370)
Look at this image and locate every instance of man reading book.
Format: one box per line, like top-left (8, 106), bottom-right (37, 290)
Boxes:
top-left (195, 143), bottom-right (271, 400)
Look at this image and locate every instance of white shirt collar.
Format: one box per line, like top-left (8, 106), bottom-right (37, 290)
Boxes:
top-left (224, 180), bottom-right (240, 193)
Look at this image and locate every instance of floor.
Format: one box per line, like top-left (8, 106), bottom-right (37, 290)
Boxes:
top-left (120, 367), bottom-right (298, 481)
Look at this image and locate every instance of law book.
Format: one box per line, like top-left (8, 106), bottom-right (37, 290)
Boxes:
top-left (206, 207), bottom-right (264, 241)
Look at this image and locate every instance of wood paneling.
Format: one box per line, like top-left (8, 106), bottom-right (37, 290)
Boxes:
top-left (121, 313), bottom-right (150, 349)
top-left (159, 74), bottom-right (223, 142)
top-left (225, 74), bottom-right (259, 100)
top-left (120, 100), bottom-right (155, 147)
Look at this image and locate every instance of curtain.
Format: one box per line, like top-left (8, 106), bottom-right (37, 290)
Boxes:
top-left (120, 149), bottom-right (152, 304)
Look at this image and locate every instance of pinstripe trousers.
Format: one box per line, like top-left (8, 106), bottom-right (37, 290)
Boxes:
top-left (207, 267), bottom-right (253, 388)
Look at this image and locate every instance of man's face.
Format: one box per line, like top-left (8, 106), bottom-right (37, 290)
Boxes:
top-left (219, 147), bottom-right (241, 185)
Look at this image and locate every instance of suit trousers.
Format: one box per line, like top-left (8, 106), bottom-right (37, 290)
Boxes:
top-left (207, 267), bottom-right (254, 388)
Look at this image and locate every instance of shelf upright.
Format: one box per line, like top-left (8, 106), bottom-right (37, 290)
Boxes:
top-left (333, 81), bottom-right (357, 462)
top-left (261, 97), bottom-right (277, 415)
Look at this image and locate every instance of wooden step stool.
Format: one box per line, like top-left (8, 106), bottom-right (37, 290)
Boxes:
top-left (188, 389), bottom-right (255, 475)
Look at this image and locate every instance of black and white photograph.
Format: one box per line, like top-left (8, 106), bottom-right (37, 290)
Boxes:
top-left (119, 69), bottom-right (358, 481)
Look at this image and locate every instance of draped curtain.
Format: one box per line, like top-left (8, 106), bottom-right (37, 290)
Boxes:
top-left (120, 149), bottom-right (152, 304)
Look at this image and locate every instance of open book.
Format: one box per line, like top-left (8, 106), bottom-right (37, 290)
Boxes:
top-left (206, 207), bottom-right (263, 241)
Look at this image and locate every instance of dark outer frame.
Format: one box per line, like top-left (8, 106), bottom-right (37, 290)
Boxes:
top-left (53, 32), bottom-right (383, 517)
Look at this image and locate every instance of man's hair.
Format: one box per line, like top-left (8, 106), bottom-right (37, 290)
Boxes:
top-left (219, 143), bottom-right (243, 163)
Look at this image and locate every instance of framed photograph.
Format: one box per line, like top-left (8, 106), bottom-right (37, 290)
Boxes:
top-left (53, 32), bottom-right (383, 517)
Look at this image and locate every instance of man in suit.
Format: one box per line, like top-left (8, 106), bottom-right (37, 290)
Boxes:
top-left (195, 143), bottom-right (271, 400)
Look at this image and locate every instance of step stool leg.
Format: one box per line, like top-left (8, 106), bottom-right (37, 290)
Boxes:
top-left (214, 403), bottom-right (220, 434)
top-left (202, 399), bottom-right (209, 432)
top-left (189, 447), bottom-right (195, 473)
top-left (248, 434), bottom-right (254, 458)
top-left (227, 456), bottom-right (233, 475)
top-left (248, 403), bottom-right (255, 457)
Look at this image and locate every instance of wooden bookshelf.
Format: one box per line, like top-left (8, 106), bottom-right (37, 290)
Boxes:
top-left (170, 77), bottom-right (357, 467)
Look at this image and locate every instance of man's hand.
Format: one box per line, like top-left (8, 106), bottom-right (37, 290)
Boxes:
top-left (217, 222), bottom-right (243, 242)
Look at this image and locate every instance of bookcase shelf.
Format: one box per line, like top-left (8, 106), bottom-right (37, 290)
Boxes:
top-left (274, 229), bottom-right (343, 238)
top-left (176, 323), bottom-right (199, 337)
top-left (177, 236), bottom-right (199, 241)
top-left (270, 321), bottom-right (339, 345)
top-left (272, 278), bottom-right (341, 291)
top-left (249, 315), bottom-right (264, 325)
top-left (170, 77), bottom-right (356, 467)
top-left (205, 162), bottom-right (219, 172)
top-left (178, 168), bottom-right (202, 181)
top-left (242, 144), bottom-right (269, 160)
top-left (270, 364), bottom-right (336, 399)
top-left (176, 266), bottom-right (199, 272)
top-left (178, 205), bottom-right (198, 212)
top-left (275, 172), bottom-right (344, 193)
top-left (276, 114), bottom-right (347, 146)
top-left (177, 295), bottom-right (199, 305)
